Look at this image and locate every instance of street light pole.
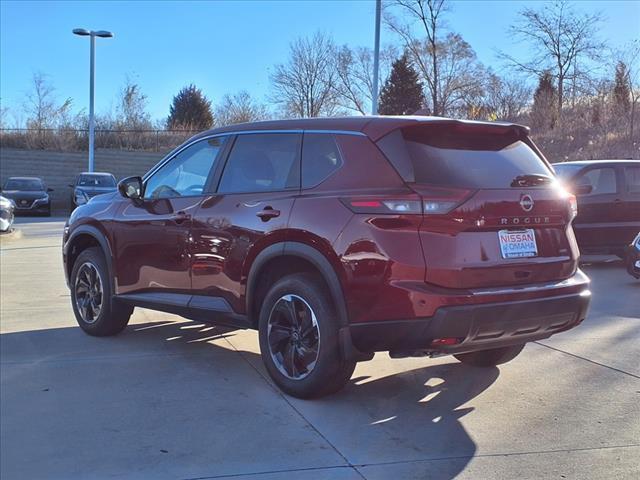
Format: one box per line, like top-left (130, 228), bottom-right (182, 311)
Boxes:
top-left (371, 0), bottom-right (382, 115)
top-left (73, 28), bottom-right (113, 173)
top-left (89, 34), bottom-right (96, 173)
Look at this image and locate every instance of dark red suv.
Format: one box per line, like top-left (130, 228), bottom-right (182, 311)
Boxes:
top-left (63, 116), bottom-right (591, 398)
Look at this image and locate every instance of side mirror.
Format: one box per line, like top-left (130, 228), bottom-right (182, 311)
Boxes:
top-left (47, 188), bottom-right (54, 193)
top-left (575, 184), bottom-right (593, 195)
top-left (118, 176), bottom-right (143, 200)
top-left (68, 184), bottom-right (74, 188)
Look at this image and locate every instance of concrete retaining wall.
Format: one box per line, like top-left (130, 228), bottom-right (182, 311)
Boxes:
top-left (0, 148), bottom-right (166, 213)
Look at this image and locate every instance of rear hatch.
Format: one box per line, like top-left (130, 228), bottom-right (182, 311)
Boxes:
top-left (377, 121), bottom-right (579, 289)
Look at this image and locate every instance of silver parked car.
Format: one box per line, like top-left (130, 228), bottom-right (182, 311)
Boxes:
top-left (0, 195), bottom-right (15, 232)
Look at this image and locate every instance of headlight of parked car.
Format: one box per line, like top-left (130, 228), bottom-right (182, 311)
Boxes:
top-left (635, 234), bottom-right (640, 250)
top-left (75, 191), bottom-right (88, 205)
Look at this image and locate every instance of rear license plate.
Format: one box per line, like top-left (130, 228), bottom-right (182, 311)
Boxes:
top-left (498, 229), bottom-right (538, 259)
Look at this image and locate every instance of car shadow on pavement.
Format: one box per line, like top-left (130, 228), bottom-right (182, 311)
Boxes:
top-left (1, 319), bottom-right (500, 479)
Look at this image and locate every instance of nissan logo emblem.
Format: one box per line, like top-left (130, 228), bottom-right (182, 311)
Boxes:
top-left (520, 194), bottom-right (534, 212)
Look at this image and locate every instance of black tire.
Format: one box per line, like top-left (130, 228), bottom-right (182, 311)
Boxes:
top-left (454, 344), bottom-right (525, 367)
top-left (70, 247), bottom-right (133, 336)
top-left (258, 273), bottom-right (356, 399)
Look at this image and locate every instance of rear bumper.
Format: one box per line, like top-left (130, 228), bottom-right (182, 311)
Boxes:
top-left (348, 284), bottom-right (591, 355)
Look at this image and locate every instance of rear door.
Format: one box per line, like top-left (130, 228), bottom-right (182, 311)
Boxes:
top-left (377, 124), bottom-right (578, 289)
top-left (570, 166), bottom-right (622, 252)
top-left (190, 132), bottom-right (301, 314)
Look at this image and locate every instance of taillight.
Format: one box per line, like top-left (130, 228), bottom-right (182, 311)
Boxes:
top-left (419, 187), bottom-right (473, 215)
top-left (568, 194), bottom-right (578, 221)
top-left (341, 198), bottom-right (422, 214)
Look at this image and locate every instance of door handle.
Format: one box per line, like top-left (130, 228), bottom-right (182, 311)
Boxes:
top-left (256, 206), bottom-right (280, 221)
top-left (171, 211), bottom-right (191, 224)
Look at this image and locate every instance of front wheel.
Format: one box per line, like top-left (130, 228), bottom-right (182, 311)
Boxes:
top-left (454, 344), bottom-right (525, 367)
top-left (258, 273), bottom-right (356, 399)
top-left (70, 247), bottom-right (133, 336)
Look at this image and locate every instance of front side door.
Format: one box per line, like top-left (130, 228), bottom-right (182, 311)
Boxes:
top-left (620, 164), bottom-right (640, 245)
top-left (571, 166), bottom-right (622, 251)
top-left (113, 136), bottom-right (229, 296)
top-left (190, 133), bottom-right (302, 314)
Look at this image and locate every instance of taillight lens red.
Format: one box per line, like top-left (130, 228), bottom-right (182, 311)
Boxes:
top-left (342, 198), bottom-right (422, 214)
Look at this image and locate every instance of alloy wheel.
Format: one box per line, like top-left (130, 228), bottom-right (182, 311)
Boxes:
top-left (267, 294), bottom-right (320, 380)
top-left (74, 262), bottom-right (103, 324)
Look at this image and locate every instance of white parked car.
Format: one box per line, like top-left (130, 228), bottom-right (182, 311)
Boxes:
top-left (0, 195), bottom-right (15, 232)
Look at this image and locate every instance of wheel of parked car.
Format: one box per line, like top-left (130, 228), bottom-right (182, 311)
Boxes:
top-left (70, 247), bottom-right (133, 336)
top-left (454, 344), bottom-right (525, 367)
top-left (258, 273), bottom-right (356, 399)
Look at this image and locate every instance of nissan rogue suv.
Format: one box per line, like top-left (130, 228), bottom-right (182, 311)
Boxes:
top-left (63, 116), bottom-right (591, 398)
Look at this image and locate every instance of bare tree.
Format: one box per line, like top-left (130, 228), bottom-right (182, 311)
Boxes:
top-left (215, 91), bottom-right (269, 126)
top-left (386, 1), bottom-right (485, 117)
top-left (385, 0), bottom-right (448, 115)
top-left (334, 45), bottom-right (397, 115)
top-left (617, 41), bottom-right (640, 146)
top-left (116, 77), bottom-right (151, 130)
top-left (270, 32), bottom-right (339, 117)
top-left (500, 1), bottom-right (604, 120)
top-left (484, 74), bottom-right (531, 122)
top-left (24, 72), bottom-right (73, 129)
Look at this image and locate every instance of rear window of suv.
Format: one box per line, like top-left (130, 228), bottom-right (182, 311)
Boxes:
top-left (377, 125), bottom-right (552, 188)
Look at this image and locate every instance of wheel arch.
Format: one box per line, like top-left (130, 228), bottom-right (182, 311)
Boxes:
top-left (246, 241), bottom-right (349, 329)
top-left (65, 225), bottom-right (115, 290)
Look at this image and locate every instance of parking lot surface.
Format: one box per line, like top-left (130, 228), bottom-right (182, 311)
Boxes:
top-left (1, 219), bottom-right (639, 480)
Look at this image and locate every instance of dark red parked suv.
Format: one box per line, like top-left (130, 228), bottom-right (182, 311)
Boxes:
top-left (63, 116), bottom-right (591, 398)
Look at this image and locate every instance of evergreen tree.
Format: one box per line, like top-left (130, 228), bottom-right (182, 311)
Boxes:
top-left (531, 71), bottom-right (558, 130)
top-left (613, 61), bottom-right (631, 114)
top-left (167, 84), bottom-right (214, 130)
top-left (378, 54), bottom-right (425, 115)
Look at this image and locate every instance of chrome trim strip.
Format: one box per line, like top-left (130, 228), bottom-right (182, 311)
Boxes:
top-left (143, 129), bottom-right (366, 181)
top-left (470, 269), bottom-right (590, 296)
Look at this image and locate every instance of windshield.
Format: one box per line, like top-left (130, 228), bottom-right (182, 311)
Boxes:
top-left (78, 175), bottom-right (116, 187)
top-left (4, 179), bottom-right (44, 191)
top-left (377, 126), bottom-right (553, 189)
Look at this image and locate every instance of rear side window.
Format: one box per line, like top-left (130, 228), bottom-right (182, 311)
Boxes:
top-left (574, 168), bottom-right (617, 195)
top-left (626, 166), bottom-right (640, 194)
top-left (302, 133), bottom-right (343, 188)
top-left (218, 133), bottom-right (301, 193)
top-left (377, 126), bottom-right (552, 188)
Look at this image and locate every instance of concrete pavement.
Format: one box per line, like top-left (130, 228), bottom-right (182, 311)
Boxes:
top-left (1, 220), bottom-right (638, 479)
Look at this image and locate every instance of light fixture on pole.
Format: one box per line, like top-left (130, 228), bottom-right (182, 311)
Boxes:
top-left (73, 28), bottom-right (113, 173)
top-left (371, 0), bottom-right (382, 115)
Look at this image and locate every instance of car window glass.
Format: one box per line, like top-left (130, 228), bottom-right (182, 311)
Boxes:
top-left (302, 134), bottom-right (343, 188)
top-left (4, 179), bottom-right (43, 190)
top-left (144, 137), bottom-right (226, 199)
top-left (625, 166), bottom-right (640, 194)
top-left (78, 175), bottom-right (116, 187)
top-left (218, 134), bottom-right (301, 193)
top-left (574, 168), bottom-right (617, 195)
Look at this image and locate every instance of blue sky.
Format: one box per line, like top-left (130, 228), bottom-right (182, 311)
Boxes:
top-left (1, 0), bottom-right (639, 123)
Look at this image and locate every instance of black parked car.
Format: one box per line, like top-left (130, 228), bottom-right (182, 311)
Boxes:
top-left (553, 160), bottom-right (640, 257)
top-left (69, 172), bottom-right (117, 212)
top-left (626, 232), bottom-right (640, 279)
top-left (1, 177), bottom-right (52, 216)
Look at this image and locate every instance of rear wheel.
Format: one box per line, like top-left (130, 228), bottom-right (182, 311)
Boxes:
top-left (454, 344), bottom-right (525, 367)
top-left (70, 247), bottom-right (132, 336)
top-left (258, 273), bottom-right (356, 399)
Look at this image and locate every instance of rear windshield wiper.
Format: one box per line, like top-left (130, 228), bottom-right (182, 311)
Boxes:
top-left (511, 174), bottom-right (553, 188)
